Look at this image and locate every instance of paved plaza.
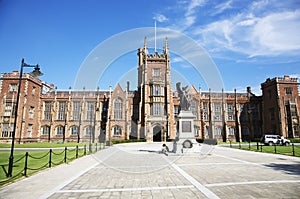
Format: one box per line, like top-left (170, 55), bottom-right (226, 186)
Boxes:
top-left (1, 142), bottom-right (300, 199)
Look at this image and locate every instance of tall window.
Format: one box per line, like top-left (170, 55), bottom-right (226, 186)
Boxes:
top-left (27, 124), bottom-right (33, 137)
top-left (215, 126), bottom-right (222, 137)
top-left (204, 113), bottom-right (208, 121)
top-left (228, 104), bottom-right (235, 121)
top-left (228, 127), bottom-right (235, 136)
top-left (44, 101), bottom-right (52, 120)
top-left (56, 126), bottom-right (64, 135)
top-left (71, 126), bottom-right (79, 135)
top-left (291, 105), bottom-right (297, 117)
top-left (190, 99), bottom-right (198, 119)
top-left (2, 124), bottom-right (10, 137)
top-left (113, 98), bottom-right (123, 120)
top-left (72, 101), bottom-right (80, 120)
top-left (4, 102), bottom-right (14, 117)
top-left (214, 103), bottom-right (221, 112)
top-left (285, 87), bottom-right (292, 95)
top-left (153, 85), bottom-right (161, 96)
top-left (151, 103), bottom-right (163, 116)
top-left (227, 104), bottom-right (233, 112)
top-left (42, 126), bottom-right (50, 135)
top-left (85, 126), bottom-right (92, 136)
top-left (29, 106), bottom-right (34, 119)
top-left (58, 101), bottom-right (67, 120)
top-left (113, 125), bottom-right (122, 136)
top-left (86, 102), bottom-right (95, 120)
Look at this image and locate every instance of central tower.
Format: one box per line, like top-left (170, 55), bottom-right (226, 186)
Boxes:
top-left (137, 37), bottom-right (176, 142)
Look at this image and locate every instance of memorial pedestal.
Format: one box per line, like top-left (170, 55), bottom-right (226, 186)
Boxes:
top-left (172, 111), bottom-right (201, 154)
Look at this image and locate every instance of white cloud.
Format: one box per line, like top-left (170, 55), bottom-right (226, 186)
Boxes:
top-left (250, 0), bottom-right (269, 12)
top-left (169, 0), bottom-right (206, 31)
top-left (235, 85), bottom-right (262, 96)
top-left (186, 0), bottom-right (206, 17)
top-left (164, 0), bottom-right (300, 60)
top-left (252, 10), bottom-right (300, 54)
top-left (290, 74), bottom-right (300, 79)
top-left (211, 0), bottom-right (233, 16)
top-left (172, 57), bottom-right (184, 63)
top-left (153, 13), bottom-right (168, 22)
top-left (195, 8), bottom-right (300, 58)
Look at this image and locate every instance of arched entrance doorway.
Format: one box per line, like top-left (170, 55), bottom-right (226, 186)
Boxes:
top-left (153, 125), bottom-right (162, 142)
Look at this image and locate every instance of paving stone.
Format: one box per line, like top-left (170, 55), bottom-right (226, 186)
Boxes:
top-left (0, 143), bottom-right (299, 199)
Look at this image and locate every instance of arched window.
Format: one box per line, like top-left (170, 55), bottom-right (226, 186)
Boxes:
top-left (56, 126), bottom-right (64, 135)
top-left (114, 98), bottom-right (123, 120)
top-left (42, 126), bottom-right (50, 135)
top-left (113, 125), bottom-right (122, 136)
top-left (214, 126), bottom-right (222, 137)
top-left (194, 126), bottom-right (199, 136)
top-left (71, 126), bottom-right (79, 136)
top-left (228, 127), bottom-right (235, 136)
top-left (85, 126), bottom-right (92, 136)
top-left (190, 99), bottom-right (198, 119)
top-left (205, 126), bottom-right (209, 138)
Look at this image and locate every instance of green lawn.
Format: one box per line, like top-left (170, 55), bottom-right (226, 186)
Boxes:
top-left (0, 142), bottom-right (102, 187)
top-left (235, 144), bottom-right (300, 157)
top-left (0, 142), bottom-right (86, 148)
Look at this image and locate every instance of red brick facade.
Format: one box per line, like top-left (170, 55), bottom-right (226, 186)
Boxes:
top-left (1, 43), bottom-right (299, 143)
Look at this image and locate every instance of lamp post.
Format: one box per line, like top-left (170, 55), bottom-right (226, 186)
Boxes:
top-left (7, 58), bottom-right (43, 177)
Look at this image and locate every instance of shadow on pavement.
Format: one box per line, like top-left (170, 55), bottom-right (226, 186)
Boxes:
top-left (264, 162), bottom-right (300, 176)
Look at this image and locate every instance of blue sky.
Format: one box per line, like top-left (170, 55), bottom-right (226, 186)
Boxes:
top-left (0, 0), bottom-right (299, 94)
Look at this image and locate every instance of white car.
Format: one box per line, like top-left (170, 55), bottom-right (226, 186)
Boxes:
top-left (260, 135), bottom-right (291, 146)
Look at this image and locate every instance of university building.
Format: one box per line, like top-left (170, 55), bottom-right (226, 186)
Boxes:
top-left (0, 38), bottom-right (299, 143)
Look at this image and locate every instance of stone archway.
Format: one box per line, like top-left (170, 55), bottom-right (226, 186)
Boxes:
top-left (153, 125), bottom-right (162, 142)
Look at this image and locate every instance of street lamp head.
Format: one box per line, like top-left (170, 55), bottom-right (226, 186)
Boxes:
top-left (30, 64), bottom-right (43, 76)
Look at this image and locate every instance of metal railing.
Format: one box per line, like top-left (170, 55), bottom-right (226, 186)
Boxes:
top-left (0, 143), bottom-right (104, 186)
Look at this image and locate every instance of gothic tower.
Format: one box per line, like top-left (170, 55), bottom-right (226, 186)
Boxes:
top-left (137, 37), bottom-right (175, 142)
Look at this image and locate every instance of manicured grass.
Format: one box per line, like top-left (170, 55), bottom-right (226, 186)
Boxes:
top-left (236, 144), bottom-right (300, 157)
top-left (0, 142), bottom-right (86, 148)
top-left (0, 142), bottom-right (102, 187)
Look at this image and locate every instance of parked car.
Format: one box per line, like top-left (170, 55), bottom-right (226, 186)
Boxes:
top-left (260, 135), bottom-right (291, 146)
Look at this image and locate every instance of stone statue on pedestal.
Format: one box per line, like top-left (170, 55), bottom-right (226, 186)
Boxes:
top-left (171, 82), bottom-right (201, 154)
top-left (176, 82), bottom-right (190, 111)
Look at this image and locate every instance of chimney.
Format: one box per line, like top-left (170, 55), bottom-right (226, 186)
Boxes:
top-left (126, 81), bottom-right (130, 92)
top-left (247, 86), bottom-right (251, 94)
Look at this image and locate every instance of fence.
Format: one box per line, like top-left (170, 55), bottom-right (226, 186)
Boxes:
top-left (229, 141), bottom-right (300, 157)
top-left (0, 143), bottom-right (104, 186)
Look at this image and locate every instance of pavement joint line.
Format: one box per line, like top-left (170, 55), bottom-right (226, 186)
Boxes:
top-left (213, 154), bottom-right (260, 165)
top-left (102, 165), bottom-right (170, 169)
top-left (38, 162), bottom-right (99, 199)
top-left (170, 162), bottom-right (220, 199)
top-left (176, 161), bottom-right (300, 167)
top-left (57, 185), bottom-right (195, 193)
top-left (205, 179), bottom-right (300, 187)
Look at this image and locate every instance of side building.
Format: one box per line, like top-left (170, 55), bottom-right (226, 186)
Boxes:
top-left (261, 76), bottom-right (300, 138)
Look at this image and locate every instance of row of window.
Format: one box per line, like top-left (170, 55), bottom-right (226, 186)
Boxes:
top-left (205, 126), bottom-right (235, 137)
top-left (1, 123), bottom-right (33, 137)
top-left (41, 125), bottom-right (123, 137)
top-left (43, 99), bottom-right (124, 121)
top-left (203, 113), bottom-right (235, 121)
top-left (202, 103), bottom-right (236, 112)
top-left (9, 84), bottom-right (36, 95)
top-left (4, 102), bottom-right (35, 119)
